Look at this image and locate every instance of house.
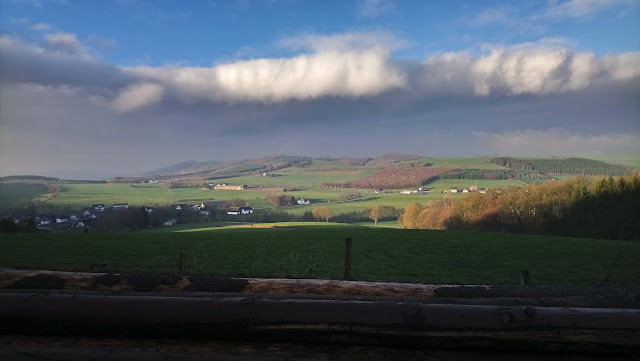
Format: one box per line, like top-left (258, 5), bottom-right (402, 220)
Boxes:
top-left (226, 206), bottom-right (254, 215)
top-left (297, 198), bottom-right (311, 205)
top-left (148, 179), bottom-right (159, 184)
top-left (112, 203), bottom-right (128, 210)
top-left (450, 188), bottom-right (459, 193)
top-left (462, 189), bottom-right (469, 193)
top-left (172, 204), bottom-right (188, 211)
top-left (470, 185), bottom-right (478, 191)
top-left (92, 204), bottom-right (105, 211)
top-left (214, 184), bottom-right (247, 190)
top-left (479, 188), bottom-right (487, 194)
top-left (400, 190), bottom-right (412, 194)
top-left (56, 216), bottom-right (69, 224)
top-left (374, 188), bottom-right (384, 194)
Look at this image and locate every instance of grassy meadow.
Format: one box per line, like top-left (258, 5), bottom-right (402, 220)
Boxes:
top-left (0, 225), bottom-right (637, 285)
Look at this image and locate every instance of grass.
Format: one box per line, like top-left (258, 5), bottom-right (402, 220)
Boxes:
top-left (25, 178), bottom-right (525, 215)
top-left (40, 183), bottom-right (173, 210)
top-left (0, 226), bottom-right (637, 285)
top-left (0, 183), bottom-right (49, 213)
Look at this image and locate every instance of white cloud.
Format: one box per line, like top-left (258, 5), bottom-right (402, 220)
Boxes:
top-left (32, 22), bottom-right (52, 31)
top-left (279, 31), bottom-right (406, 52)
top-left (128, 48), bottom-right (407, 103)
top-left (356, 0), bottom-right (396, 18)
top-left (473, 129), bottom-right (640, 156)
top-left (421, 43), bottom-right (640, 96)
top-left (43, 32), bottom-right (88, 57)
top-left (540, 0), bottom-right (633, 19)
top-left (112, 83), bottom-right (164, 112)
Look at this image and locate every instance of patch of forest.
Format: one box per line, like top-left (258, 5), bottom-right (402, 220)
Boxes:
top-left (440, 169), bottom-right (553, 184)
top-left (490, 157), bottom-right (634, 176)
top-left (0, 175), bottom-right (59, 182)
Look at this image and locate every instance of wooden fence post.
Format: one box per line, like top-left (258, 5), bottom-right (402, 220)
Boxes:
top-left (521, 270), bottom-right (530, 287)
top-left (344, 238), bottom-right (352, 280)
top-left (179, 252), bottom-right (186, 275)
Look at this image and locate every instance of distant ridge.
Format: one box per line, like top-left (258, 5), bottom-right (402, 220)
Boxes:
top-left (366, 153), bottom-right (424, 165)
top-left (143, 160), bottom-right (225, 176)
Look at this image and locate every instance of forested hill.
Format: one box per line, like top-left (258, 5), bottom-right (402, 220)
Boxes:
top-left (0, 175), bottom-right (59, 182)
top-left (490, 157), bottom-right (635, 176)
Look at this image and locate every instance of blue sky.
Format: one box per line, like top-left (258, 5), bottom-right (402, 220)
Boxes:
top-left (1, 0), bottom-right (639, 178)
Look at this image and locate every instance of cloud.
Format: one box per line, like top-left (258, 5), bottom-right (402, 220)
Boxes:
top-left (128, 46), bottom-right (407, 103)
top-left (31, 22), bottom-right (52, 31)
top-left (473, 129), bottom-right (640, 156)
top-left (43, 32), bottom-right (88, 57)
top-left (540, 0), bottom-right (633, 19)
top-left (356, 0), bottom-right (396, 18)
top-left (111, 83), bottom-right (164, 112)
top-left (1, 33), bottom-right (639, 112)
top-left (279, 31), bottom-right (406, 52)
top-left (420, 43), bottom-right (640, 96)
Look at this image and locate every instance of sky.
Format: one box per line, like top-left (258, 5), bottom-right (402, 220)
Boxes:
top-left (1, 0), bottom-right (639, 179)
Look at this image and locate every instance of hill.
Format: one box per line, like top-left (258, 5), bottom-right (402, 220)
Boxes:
top-left (366, 153), bottom-right (424, 165)
top-left (143, 160), bottom-right (226, 176)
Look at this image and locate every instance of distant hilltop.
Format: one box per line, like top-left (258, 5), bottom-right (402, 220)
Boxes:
top-left (143, 154), bottom-right (425, 179)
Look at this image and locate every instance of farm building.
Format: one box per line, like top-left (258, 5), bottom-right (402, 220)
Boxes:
top-left (214, 184), bottom-right (247, 190)
top-left (226, 207), bottom-right (254, 215)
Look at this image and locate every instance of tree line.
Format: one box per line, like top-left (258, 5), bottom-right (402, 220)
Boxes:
top-left (400, 174), bottom-right (640, 241)
top-left (490, 157), bottom-right (634, 176)
top-left (439, 169), bottom-right (552, 184)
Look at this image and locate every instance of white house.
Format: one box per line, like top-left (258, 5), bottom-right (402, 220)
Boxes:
top-left (226, 207), bottom-right (254, 215)
top-left (297, 198), bottom-right (310, 205)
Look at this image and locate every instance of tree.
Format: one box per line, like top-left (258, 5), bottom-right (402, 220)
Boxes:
top-left (226, 198), bottom-right (249, 207)
top-left (312, 206), bottom-right (332, 222)
top-left (369, 206), bottom-right (381, 226)
top-left (266, 193), bottom-right (295, 207)
top-left (0, 217), bottom-right (17, 233)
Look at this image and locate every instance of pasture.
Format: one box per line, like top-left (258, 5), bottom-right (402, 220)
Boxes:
top-left (0, 226), bottom-right (637, 285)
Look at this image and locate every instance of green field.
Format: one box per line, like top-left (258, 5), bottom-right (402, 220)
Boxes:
top-left (0, 183), bottom-right (49, 213)
top-left (18, 177), bottom-right (525, 214)
top-left (0, 226), bottom-right (637, 285)
top-left (587, 155), bottom-right (640, 168)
